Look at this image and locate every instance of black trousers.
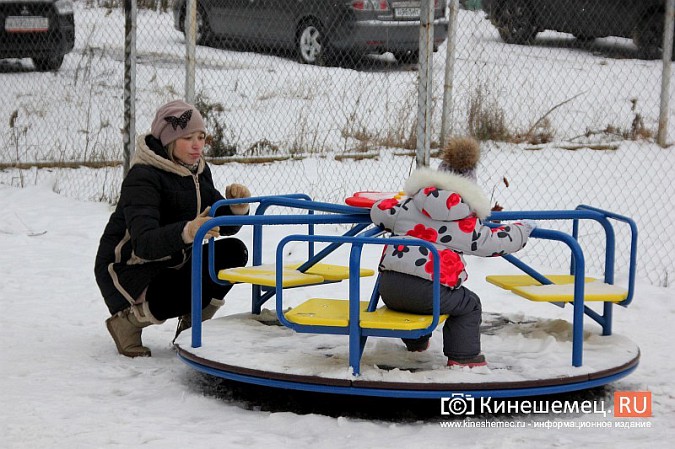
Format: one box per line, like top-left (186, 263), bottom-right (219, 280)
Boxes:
top-left (145, 238), bottom-right (248, 321)
top-left (378, 271), bottom-right (482, 359)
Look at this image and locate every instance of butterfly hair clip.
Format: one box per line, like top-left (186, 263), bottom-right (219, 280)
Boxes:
top-left (164, 109), bottom-right (192, 130)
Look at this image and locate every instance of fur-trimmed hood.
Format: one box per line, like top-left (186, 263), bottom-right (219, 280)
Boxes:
top-left (131, 134), bottom-right (205, 177)
top-left (404, 167), bottom-right (491, 219)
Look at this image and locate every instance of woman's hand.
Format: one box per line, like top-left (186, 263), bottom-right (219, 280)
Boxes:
top-left (225, 183), bottom-right (251, 215)
top-left (183, 207), bottom-right (220, 243)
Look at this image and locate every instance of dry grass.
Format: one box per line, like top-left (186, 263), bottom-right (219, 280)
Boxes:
top-left (467, 82), bottom-right (512, 142)
top-left (196, 93), bottom-right (239, 158)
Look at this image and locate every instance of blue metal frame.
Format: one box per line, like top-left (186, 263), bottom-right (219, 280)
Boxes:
top-left (209, 194), bottom-right (373, 313)
top-left (189, 196), bottom-right (372, 348)
top-left (274, 233), bottom-right (442, 375)
top-left (488, 207), bottom-right (638, 367)
top-left (187, 199), bottom-right (638, 375)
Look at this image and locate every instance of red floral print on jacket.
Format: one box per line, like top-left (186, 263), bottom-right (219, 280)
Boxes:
top-left (458, 215), bottom-right (477, 233)
top-left (377, 198), bottom-right (399, 210)
top-left (446, 193), bottom-right (461, 209)
top-left (424, 249), bottom-right (465, 286)
top-left (406, 224), bottom-right (438, 243)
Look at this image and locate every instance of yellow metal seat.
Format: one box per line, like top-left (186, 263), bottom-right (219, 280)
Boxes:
top-left (288, 263), bottom-right (374, 281)
top-left (284, 298), bottom-right (448, 330)
top-left (486, 274), bottom-right (594, 290)
top-left (218, 263), bottom-right (374, 288)
top-left (486, 274), bottom-right (627, 303)
top-left (218, 264), bottom-right (325, 288)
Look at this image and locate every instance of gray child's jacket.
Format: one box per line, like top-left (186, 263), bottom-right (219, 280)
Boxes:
top-left (370, 167), bottom-right (533, 289)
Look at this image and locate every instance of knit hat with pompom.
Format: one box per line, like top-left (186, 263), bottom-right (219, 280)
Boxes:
top-left (437, 136), bottom-right (480, 181)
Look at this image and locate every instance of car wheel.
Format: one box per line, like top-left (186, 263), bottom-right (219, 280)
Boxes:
top-left (633, 13), bottom-right (671, 60)
top-left (394, 50), bottom-right (419, 65)
top-left (493, 0), bottom-right (538, 45)
top-left (296, 21), bottom-right (326, 65)
top-left (32, 55), bottom-right (64, 72)
top-left (183, 5), bottom-right (212, 45)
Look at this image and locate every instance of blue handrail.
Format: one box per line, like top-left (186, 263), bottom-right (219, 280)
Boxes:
top-left (208, 194), bottom-right (315, 284)
top-left (575, 204), bottom-right (638, 307)
top-left (530, 228), bottom-right (587, 367)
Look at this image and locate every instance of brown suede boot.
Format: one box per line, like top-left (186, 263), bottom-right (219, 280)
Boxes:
top-left (173, 298), bottom-right (225, 343)
top-left (106, 303), bottom-right (164, 357)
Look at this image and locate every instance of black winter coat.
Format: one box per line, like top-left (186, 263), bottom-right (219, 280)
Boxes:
top-left (95, 134), bottom-right (243, 315)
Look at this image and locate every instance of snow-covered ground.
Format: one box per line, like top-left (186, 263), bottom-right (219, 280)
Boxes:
top-left (1, 4), bottom-right (673, 448)
top-left (1, 176), bottom-right (672, 448)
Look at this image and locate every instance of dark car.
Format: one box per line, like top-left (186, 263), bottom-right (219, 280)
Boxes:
top-left (172, 0), bottom-right (449, 65)
top-left (0, 0), bottom-right (75, 71)
top-left (483, 0), bottom-right (674, 60)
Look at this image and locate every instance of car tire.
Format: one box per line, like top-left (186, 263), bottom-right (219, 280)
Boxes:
top-left (633, 13), bottom-right (673, 61)
top-left (32, 55), bottom-right (64, 72)
top-left (296, 20), bottom-right (326, 65)
top-left (492, 0), bottom-right (538, 45)
top-left (182, 5), bottom-right (212, 45)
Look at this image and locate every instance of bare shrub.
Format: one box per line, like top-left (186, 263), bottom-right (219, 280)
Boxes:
top-left (467, 82), bottom-right (511, 142)
top-left (626, 98), bottom-right (653, 140)
top-left (377, 86), bottom-right (418, 150)
top-left (195, 94), bottom-right (238, 158)
top-left (244, 139), bottom-right (279, 156)
top-left (289, 107), bottom-right (329, 156)
top-left (514, 117), bottom-right (555, 144)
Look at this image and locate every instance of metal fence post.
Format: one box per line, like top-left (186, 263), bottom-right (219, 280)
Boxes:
top-left (185, 0), bottom-right (197, 104)
top-left (415, 0), bottom-right (435, 168)
top-left (440, 0), bottom-right (460, 149)
top-left (122, 0), bottom-right (137, 176)
top-left (658, 0), bottom-right (674, 147)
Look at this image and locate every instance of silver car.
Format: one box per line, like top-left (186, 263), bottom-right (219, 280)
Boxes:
top-left (172, 0), bottom-right (449, 65)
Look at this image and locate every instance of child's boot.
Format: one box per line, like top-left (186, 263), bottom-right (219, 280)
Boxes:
top-left (447, 353), bottom-right (487, 368)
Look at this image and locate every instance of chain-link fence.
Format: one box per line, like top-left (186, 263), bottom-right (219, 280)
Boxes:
top-left (1, 0), bottom-right (674, 285)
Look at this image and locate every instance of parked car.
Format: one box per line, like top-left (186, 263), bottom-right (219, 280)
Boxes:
top-left (0, 0), bottom-right (75, 71)
top-left (482, 0), bottom-right (675, 60)
top-left (172, 0), bottom-right (449, 65)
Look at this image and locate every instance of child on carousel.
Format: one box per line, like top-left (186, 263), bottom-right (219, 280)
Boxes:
top-left (370, 137), bottom-right (535, 367)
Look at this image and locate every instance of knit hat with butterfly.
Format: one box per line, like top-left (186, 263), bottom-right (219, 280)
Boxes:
top-left (150, 100), bottom-right (206, 147)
